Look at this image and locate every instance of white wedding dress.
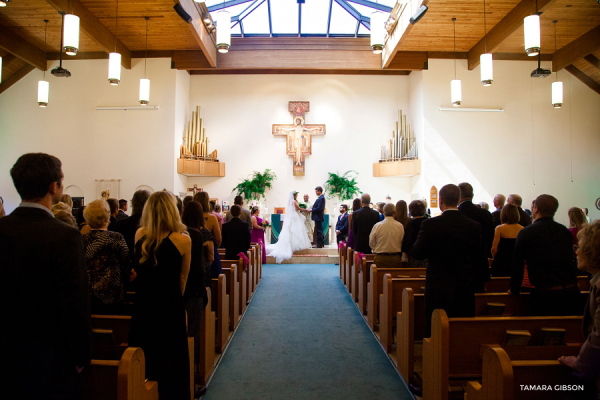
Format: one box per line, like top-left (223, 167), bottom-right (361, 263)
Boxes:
top-left (266, 191), bottom-right (312, 264)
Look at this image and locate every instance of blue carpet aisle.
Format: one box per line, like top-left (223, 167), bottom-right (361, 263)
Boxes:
top-left (203, 264), bottom-right (413, 400)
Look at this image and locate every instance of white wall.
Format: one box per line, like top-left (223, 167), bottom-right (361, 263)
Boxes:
top-left (0, 58), bottom-right (179, 213)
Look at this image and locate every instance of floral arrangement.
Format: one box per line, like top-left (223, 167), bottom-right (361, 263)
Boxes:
top-left (232, 169), bottom-right (277, 201)
top-left (324, 170), bottom-right (361, 202)
top-left (261, 219), bottom-right (270, 228)
top-left (298, 202), bottom-right (307, 209)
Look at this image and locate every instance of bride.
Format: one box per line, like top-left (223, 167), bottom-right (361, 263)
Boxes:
top-left (266, 191), bottom-right (312, 264)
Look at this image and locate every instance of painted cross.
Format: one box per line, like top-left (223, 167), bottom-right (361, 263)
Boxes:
top-left (272, 101), bottom-right (326, 176)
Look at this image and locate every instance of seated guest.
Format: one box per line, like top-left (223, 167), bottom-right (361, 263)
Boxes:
top-left (490, 204), bottom-right (523, 277)
top-left (250, 206), bottom-right (267, 264)
top-left (376, 202), bottom-right (385, 221)
top-left (1, 153), bottom-right (91, 399)
top-left (60, 193), bottom-right (73, 212)
top-left (335, 204), bottom-right (349, 244)
top-left (559, 220), bottom-right (600, 398)
top-left (194, 191), bottom-right (222, 278)
top-left (394, 200), bottom-right (409, 230)
top-left (83, 200), bottom-right (131, 315)
top-left (211, 200), bottom-right (224, 231)
top-left (129, 191), bottom-right (191, 400)
top-left (510, 194), bottom-right (580, 316)
top-left (369, 203), bottom-right (404, 268)
top-left (346, 198), bottom-right (361, 249)
top-left (111, 190), bottom-right (151, 262)
top-left (222, 205), bottom-right (251, 261)
top-left (116, 199), bottom-right (129, 221)
top-left (478, 202), bottom-right (489, 210)
top-left (491, 194), bottom-right (506, 228)
top-left (507, 194), bottom-right (532, 227)
top-left (412, 184), bottom-right (487, 335)
top-left (351, 194), bottom-right (381, 254)
top-left (225, 195), bottom-right (253, 232)
top-left (106, 198), bottom-right (119, 229)
top-left (54, 209), bottom-right (78, 228)
top-left (402, 200), bottom-right (428, 268)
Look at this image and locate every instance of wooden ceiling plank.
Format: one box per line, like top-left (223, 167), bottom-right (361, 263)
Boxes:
top-left (553, 24), bottom-right (600, 73)
top-left (0, 64), bottom-right (35, 95)
top-left (583, 55), bottom-right (600, 71)
top-left (0, 25), bottom-right (47, 71)
top-left (565, 64), bottom-right (600, 96)
top-left (175, 0), bottom-right (217, 68)
top-left (189, 68), bottom-right (410, 76)
top-left (467, 0), bottom-right (557, 71)
top-left (387, 51), bottom-right (428, 70)
top-left (44, 0), bottom-right (132, 69)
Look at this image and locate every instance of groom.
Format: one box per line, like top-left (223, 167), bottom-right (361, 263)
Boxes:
top-left (309, 186), bottom-right (326, 248)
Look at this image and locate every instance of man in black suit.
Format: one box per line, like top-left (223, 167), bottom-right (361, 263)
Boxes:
top-left (412, 184), bottom-right (488, 335)
top-left (335, 204), bottom-right (349, 244)
top-left (0, 153), bottom-right (91, 399)
top-left (310, 186), bottom-right (326, 248)
top-left (221, 205), bottom-right (251, 260)
top-left (111, 189), bottom-right (151, 261)
top-left (491, 194), bottom-right (505, 228)
top-left (351, 193), bottom-right (381, 254)
top-left (507, 194), bottom-right (532, 227)
top-left (116, 199), bottom-right (129, 221)
top-left (510, 194), bottom-right (580, 316)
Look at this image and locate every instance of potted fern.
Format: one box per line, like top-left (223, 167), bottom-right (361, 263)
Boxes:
top-left (323, 170), bottom-right (361, 205)
top-left (232, 169), bottom-right (277, 201)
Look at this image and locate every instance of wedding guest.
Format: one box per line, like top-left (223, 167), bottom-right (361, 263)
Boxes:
top-left (1, 153), bottom-right (91, 399)
top-left (491, 194), bottom-right (506, 228)
top-left (490, 204), bottom-right (523, 277)
top-left (559, 220), bottom-right (600, 398)
top-left (194, 191), bottom-right (222, 278)
top-left (116, 199), bottom-right (129, 221)
top-left (225, 195), bottom-right (253, 232)
top-left (402, 200), bottom-right (428, 268)
top-left (347, 198), bottom-right (361, 249)
top-left (51, 201), bottom-right (70, 214)
top-left (583, 207), bottom-right (592, 224)
top-left (569, 207), bottom-right (589, 246)
top-left (83, 200), bottom-right (131, 315)
top-left (478, 202), bottom-right (489, 211)
top-left (507, 194), bottom-right (532, 227)
top-left (222, 205), bottom-right (251, 261)
top-left (369, 203), bottom-right (404, 268)
top-left (394, 200), bottom-right (409, 229)
top-left (129, 191), bottom-right (191, 400)
top-left (60, 193), bottom-right (73, 212)
top-left (176, 196), bottom-right (183, 215)
top-left (182, 195), bottom-right (193, 209)
top-left (335, 204), bottom-right (349, 244)
top-left (182, 202), bottom-right (214, 288)
top-left (111, 190), bottom-right (151, 262)
top-left (376, 202), bottom-right (385, 221)
top-left (0, 199), bottom-right (4, 218)
top-left (54, 209), bottom-right (78, 228)
top-left (250, 206), bottom-right (267, 264)
top-left (211, 200), bottom-right (223, 231)
top-left (386, 195), bottom-right (392, 203)
top-left (352, 194), bottom-right (381, 254)
top-left (107, 198), bottom-right (119, 229)
top-left (76, 205), bottom-right (90, 233)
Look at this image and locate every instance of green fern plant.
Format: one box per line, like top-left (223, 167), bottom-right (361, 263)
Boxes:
top-left (324, 170), bottom-right (361, 202)
top-left (232, 169), bottom-right (277, 201)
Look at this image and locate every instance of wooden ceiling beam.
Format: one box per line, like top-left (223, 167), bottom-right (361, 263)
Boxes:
top-left (0, 26), bottom-right (47, 71)
top-left (189, 69), bottom-right (410, 76)
top-left (553, 24), bottom-right (600, 73)
top-left (467, 0), bottom-right (557, 71)
top-left (0, 64), bottom-right (35, 95)
top-left (44, 0), bottom-right (132, 69)
top-left (583, 54), bottom-right (600, 72)
top-left (565, 65), bottom-right (600, 96)
top-left (175, 0), bottom-right (217, 68)
top-left (382, 0), bottom-right (428, 68)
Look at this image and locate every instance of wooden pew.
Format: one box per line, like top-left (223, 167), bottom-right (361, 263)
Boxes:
top-left (199, 287), bottom-right (217, 386)
top-left (465, 346), bottom-right (585, 400)
top-left (251, 242), bottom-right (262, 284)
top-left (345, 247), bottom-right (354, 292)
top-left (379, 274), bottom-right (427, 352)
top-left (351, 254), bottom-right (374, 303)
top-left (221, 263), bottom-right (240, 331)
top-left (485, 275), bottom-right (590, 293)
top-left (83, 347), bottom-right (158, 400)
top-left (221, 257), bottom-right (247, 316)
top-left (339, 242), bottom-right (347, 283)
top-left (211, 274), bottom-right (230, 354)
top-left (91, 314), bottom-right (131, 346)
top-left (422, 309), bottom-right (584, 400)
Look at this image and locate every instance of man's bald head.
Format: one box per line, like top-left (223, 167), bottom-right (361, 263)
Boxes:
top-left (493, 194), bottom-right (506, 209)
top-left (507, 194), bottom-right (523, 207)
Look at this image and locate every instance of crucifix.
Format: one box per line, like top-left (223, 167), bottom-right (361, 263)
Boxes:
top-left (187, 184), bottom-right (201, 196)
top-left (272, 101), bottom-right (326, 176)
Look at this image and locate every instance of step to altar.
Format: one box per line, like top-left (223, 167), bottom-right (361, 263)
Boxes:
top-left (266, 247), bottom-right (339, 264)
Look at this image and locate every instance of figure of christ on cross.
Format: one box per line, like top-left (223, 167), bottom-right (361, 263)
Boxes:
top-left (272, 101), bottom-right (325, 176)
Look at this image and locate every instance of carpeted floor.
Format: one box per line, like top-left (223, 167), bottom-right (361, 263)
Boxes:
top-left (203, 264), bottom-right (413, 400)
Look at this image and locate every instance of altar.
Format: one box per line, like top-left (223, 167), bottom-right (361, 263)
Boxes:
top-left (270, 214), bottom-right (330, 245)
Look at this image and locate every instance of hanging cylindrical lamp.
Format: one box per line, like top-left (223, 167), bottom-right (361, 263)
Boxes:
top-left (38, 20), bottom-right (49, 107)
top-left (63, 14), bottom-right (80, 55)
top-left (552, 21), bottom-right (562, 108)
top-left (215, 10), bottom-right (230, 53)
top-left (480, 0), bottom-right (493, 86)
top-left (108, 0), bottom-right (121, 85)
top-left (139, 17), bottom-right (150, 105)
top-left (370, 11), bottom-right (386, 54)
top-left (524, 14), bottom-right (540, 56)
top-left (451, 18), bottom-right (461, 107)
top-left (0, 0), bottom-right (9, 7)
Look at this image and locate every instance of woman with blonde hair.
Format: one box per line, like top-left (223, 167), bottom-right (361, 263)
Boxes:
top-left (129, 191), bottom-right (191, 400)
top-left (569, 207), bottom-right (588, 246)
top-left (60, 194), bottom-right (73, 212)
top-left (193, 191), bottom-right (222, 278)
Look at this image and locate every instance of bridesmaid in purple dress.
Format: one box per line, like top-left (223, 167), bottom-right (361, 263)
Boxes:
top-left (250, 206), bottom-right (267, 264)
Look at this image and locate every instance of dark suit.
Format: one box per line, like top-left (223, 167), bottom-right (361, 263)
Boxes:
top-left (116, 210), bottom-right (129, 221)
top-left (111, 213), bottom-right (142, 261)
top-left (0, 206), bottom-right (91, 399)
top-left (412, 210), bottom-right (488, 334)
top-left (351, 206), bottom-right (381, 254)
top-left (459, 200), bottom-right (494, 259)
top-left (491, 207), bottom-right (502, 228)
top-left (510, 216), bottom-right (579, 316)
top-left (221, 218), bottom-right (251, 261)
top-left (312, 195), bottom-right (326, 247)
top-left (517, 207), bottom-right (532, 227)
top-left (335, 213), bottom-right (349, 244)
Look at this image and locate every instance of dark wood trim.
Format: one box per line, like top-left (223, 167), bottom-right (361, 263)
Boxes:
top-left (176, 0), bottom-right (217, 67)
top-left (565, 65), bottom-right (600, 96)
top-left (189, 69), bottom-right (411, 75)
top-left (46, 52), bottom-right (109, 61)
top-left (131, 50), bottom-right (174, 59)
top-left (0, 26), bottom-right (47, 71)
top-left (553, 25), bottom-right (600, 72)
top-left (492, 53), bottom-right (552, 62)
top-left (428, 52), bottom-right (468, 60)
top-left (0, 64), bottom-right (35, 95)
top-left (583, 54), bottom-right (600, 71)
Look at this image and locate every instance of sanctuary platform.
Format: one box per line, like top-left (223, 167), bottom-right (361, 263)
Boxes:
top-left (266, 248), bottom-right (339, 264)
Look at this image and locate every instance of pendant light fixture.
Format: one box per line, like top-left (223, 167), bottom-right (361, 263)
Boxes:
top-left (552, 20), bottom-right (563, 108)
top-left (370, 11), bottom-right (386, 54)
top-left (63, 12), bottom-right (80, 56)
top-left (451, 18), bottom-right (461, 107)
top-left (139, 17), bottom-right (150, 106)
top-left (480, 0), bottom-right (493, 86)
top-left (38, 20), bottom-right (50, 107)
top-left (524, 1), bottom-right (540, 56)
top-left (108, 0), bottom-right (121, 85)
top-left (0, 0), bottom-right (10, 7)
top-left (215, 9), bottom-right (231, 53)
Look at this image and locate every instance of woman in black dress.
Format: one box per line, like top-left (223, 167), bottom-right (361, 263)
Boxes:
top-left (490, 204), bottom-right (523, 277)
top-left (402, 200), bottom-right (428, 268)
top-left (129, 191), bottom-right (191, 400)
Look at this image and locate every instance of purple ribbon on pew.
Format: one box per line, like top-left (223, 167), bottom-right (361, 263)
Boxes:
top-left (338, 241), bottom-right (346, 251)
top-left (355, 252), bottom-right (365, 265)
top-left (238, 252), bottom-right (249, 270)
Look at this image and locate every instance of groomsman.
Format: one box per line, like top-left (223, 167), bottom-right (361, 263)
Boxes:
top-left (336, 204), bottom-right (349, 244)
top-left (310, 187), bottom-right (326, 248)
